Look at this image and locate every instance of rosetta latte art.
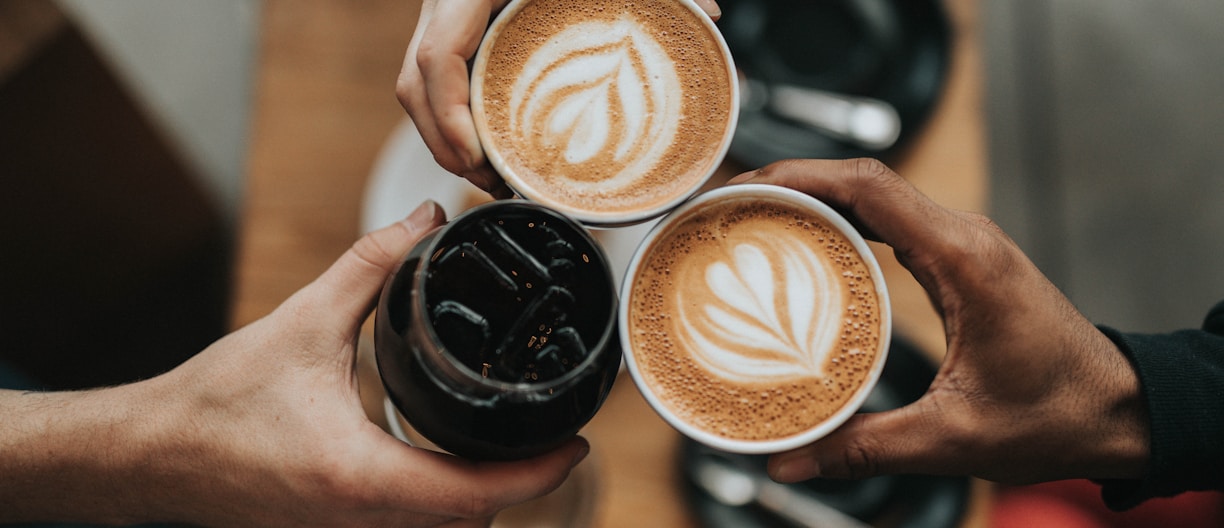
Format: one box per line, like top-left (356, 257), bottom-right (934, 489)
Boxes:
top-left (509, 17), bottom-right (683, 191)
top-left (679, 242), bottom-right (842, 383)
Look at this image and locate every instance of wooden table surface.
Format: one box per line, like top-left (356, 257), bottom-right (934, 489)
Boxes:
top-left (231, 0), bottom-right (991, 525)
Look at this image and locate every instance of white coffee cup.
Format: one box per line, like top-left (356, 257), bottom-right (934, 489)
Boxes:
top-left (619, 184), bottom-right (892, 453)
top-left (471, 0), bottom-right (739, 227)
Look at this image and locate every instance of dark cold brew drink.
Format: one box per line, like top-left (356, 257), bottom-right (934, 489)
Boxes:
top-left (375, 201), bottom-right (619, 460)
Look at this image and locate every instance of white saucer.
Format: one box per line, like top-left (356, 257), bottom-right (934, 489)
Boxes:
top-left (360, 118), bottom-right (659, 291)
top-left (361, 119), bottom-right (490, 234)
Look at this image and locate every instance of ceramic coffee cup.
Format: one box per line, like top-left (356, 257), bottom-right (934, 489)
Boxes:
top-left (619, 184), bottom-right (891, 453)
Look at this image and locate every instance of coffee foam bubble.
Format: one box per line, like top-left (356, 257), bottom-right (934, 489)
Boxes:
top-left (628, 198), bottom-right (883, 441)
top-left (479, 0), bottom-right (733, 217)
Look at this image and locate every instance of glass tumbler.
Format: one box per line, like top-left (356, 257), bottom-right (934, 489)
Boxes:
top-left (375, 200), bottom-right (620, 460)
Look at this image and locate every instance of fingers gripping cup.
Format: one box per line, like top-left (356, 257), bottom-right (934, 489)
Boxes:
top-left (620, 184), bottom-right (891, 453)
top-left (375, 201), bottom-right (620, 460)
top-left (471, 0), bottom-right (739, 226)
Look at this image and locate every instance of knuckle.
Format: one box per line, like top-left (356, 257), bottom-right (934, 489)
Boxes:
top-left (845, 157), bottom-right (903, 207)
top-left (839, 439), bottom-right (879, 480)
top-left (941, 214), bottom-right (1024, 279)
top-left (351, 227), bottom-right (404, 272)
top-left (414, 37), bottom-right (445, 72)
top-left (848, 157), bottom-right (895, 185)
top-left (394, 75), bottom-right (416, 110)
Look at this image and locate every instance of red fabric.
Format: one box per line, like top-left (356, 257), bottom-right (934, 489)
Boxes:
top-left (991, 480), bottom-right (1224, 528)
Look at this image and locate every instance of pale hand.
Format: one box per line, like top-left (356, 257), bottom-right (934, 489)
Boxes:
top-left (0, 201), bottom-right (589, 527)
top-left (395, 0), bottom-right (722, 198)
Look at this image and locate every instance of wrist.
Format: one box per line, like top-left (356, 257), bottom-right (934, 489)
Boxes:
top-left (1084, 329), bottom-right (1150, 479)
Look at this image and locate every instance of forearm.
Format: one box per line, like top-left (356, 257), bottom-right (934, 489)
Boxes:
top-left (0, 380), bottom-right (176, 524)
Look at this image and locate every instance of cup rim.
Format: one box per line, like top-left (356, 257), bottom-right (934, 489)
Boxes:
top-left (412, 200), bottom-right (620, 394)
top-left (470, 0), bottom-right (740, 227)
top-left (617, 184), bottom-right (893, 454)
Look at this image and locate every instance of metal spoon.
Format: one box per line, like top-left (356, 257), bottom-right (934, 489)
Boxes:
top-left (739, 74), bottom-right (902, 151)
top-left (690, 452), bottom-right (872, 528)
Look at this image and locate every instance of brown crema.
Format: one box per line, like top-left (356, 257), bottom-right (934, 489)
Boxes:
top-left (477, 0), bottom-right (733, 217)
top-left (627, 197), bottom-right (884, 441)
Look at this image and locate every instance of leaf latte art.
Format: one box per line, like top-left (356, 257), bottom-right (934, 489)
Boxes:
top-left (679, 242), bottom-right (842, 383)
top-left (474, 0), bottom-right (735, 221)
top-left (510, 17), bottom-right (682, 186)
top-left (627, 197), bottom-right (885, 442)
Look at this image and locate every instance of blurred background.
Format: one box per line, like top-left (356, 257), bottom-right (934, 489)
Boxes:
top-left (0, 0), bottom-right (1219, 400)
top-left (985, 0), bottom-right (1224, 334)
top-left (6, 0), bottom-right (1221, 389)
top-left (1, 0), bottom-right (258, 388)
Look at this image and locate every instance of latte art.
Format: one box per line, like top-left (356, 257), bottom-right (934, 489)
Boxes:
top-left (473, 0), bottom-right (736, 224)
top-left (680, 241), bottom-right (842, 383)
top-left (625, 193), bottom-right (887, 443)
top-left (511, 17), bottom-right (682, 182)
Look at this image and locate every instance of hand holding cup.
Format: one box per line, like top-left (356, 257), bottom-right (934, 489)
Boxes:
top-left (397, 0), bottom-right (728, 218)
top-left (730, 159), bottom-right (1149, 486)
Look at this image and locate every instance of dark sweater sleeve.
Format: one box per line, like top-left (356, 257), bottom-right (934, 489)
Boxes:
top-left (1094, 300), bottom-right (1224, 510)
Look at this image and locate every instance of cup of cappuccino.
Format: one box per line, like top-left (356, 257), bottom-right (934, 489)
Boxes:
top-left (620, 184), bottom-right (892, 453)
top-left (471, 0), bottom-right (739, 227)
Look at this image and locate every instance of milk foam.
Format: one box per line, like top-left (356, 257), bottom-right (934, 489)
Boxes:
top-left (627, 198), bottom-right (884, 441)
top-left (679, 241), bottom-right (842, 382)
top-left (510, 18), bottom-right (682, 188)
top-left (477, 0), bottom-right (734, 218)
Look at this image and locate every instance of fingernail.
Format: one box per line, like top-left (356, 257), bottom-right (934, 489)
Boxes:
top-left (769, 454), bottom-right (818, 483)
top-left (571, 441), bottom-right (591, 467)
top-left (696, 0), bottom-right (721, 19)
top-left (405, 200), bottom-right (441, 228)
top-left (727, 169), bottom-right (761, 185)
